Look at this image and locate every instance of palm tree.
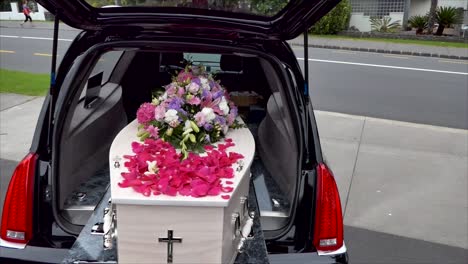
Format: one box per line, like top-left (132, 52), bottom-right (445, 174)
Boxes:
top-left (435, 6), bottom-right (463, 35)
top-left (408, 15), bottom-right (428, 34)
top-left (427, 0), bottom-right (438, 34)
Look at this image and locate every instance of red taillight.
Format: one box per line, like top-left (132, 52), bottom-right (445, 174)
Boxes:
top-left (313, 163), bottom-right (343, 252)
top-left (1, 153), bottom-right (37, 243)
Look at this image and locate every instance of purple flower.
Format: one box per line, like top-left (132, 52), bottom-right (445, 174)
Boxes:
top-left (201, 89), bottom-right (210, 99)
top-left (192, 77), bottom-right (201, 86)
top-left (209, 80), bottom-right (216, 89)
top-left (137, 103), bottom-right (155, 123)
top-left (212, 90), bottom-right (224, 100)
top-left (230, 106), bottom-right (238, 117)
top-left (215, 116), bottom-right (226, 126)
top-left (205, 134), bottom-right (211, 143)
top-left (203, 123), bottom-right (213, 131)
top-left (168, 97), bottom-right (184, 110)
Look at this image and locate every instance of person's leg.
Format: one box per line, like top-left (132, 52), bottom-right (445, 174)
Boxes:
top-left (21, 14), bottom-right (28, 25)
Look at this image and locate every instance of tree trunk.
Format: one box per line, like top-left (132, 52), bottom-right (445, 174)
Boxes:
top-left (435, 24), bottom-right (445, 35)
top-left (427, 0), bottom-right (438, 34)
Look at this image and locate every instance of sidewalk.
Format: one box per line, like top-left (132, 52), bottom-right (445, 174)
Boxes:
top-left (1, 94), bottom-right (468, 260)
top-left (288, 35), bottom-right (468, 60)
top-left (0, 20), bottom-right (77, 31)
top-left (315, 110), bottom-right (468, 251)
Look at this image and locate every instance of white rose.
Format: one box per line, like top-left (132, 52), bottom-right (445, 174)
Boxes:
top-left (201, 107), bottom-right (216, 122)
top-left (164, 109), bottom-right (179, 123)
top-left (200, 77), bottom-right (210, 90)
top-left (219, 96), bottom-right (230, 115)
top-left (187, 82), bottom-right (200, 94)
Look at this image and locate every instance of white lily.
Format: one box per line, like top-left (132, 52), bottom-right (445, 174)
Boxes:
top-left (144, 160), bottom-right (158, 175)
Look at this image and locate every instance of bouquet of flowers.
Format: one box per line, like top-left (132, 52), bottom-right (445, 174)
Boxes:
top-left (136, 64), bottom-right (243, 158)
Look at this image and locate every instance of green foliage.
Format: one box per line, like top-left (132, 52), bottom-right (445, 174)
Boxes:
top-left (370, 16), bottom-right (401, 33)
top-left (408, 15), bottom-right (428, 33)
top-left (251, 0), bottom-right (288, 16)
top-left (86, 0), bottom-right (114, 7)
top-left (434, 6), bottom-right (463, 35)
top-left (435, 6), bottom-right (463, 28)
top-left (309, 0), bottom-right (351, 35)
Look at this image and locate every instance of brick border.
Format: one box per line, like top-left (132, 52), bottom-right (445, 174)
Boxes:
top-left (290, 43), bottom-right (468, 60)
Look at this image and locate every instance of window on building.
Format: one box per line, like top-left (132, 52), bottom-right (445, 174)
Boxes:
top-left (0, 0), bottom-right (12, 11)
top-left (350, 0), bottom-right (406, 17)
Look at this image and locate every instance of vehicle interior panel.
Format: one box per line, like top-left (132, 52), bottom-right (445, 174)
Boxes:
top-left (59, 83), bottom-right (127, 225)
top-left (57, 49), bottom-right (298, 232)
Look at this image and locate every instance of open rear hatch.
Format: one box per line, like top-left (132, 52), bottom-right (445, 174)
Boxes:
top-left (36, 0), bottom-right (340, 40)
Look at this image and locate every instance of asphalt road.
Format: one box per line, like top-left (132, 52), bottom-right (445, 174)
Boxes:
top-left (1, 26), bottom-right (468, 263)
top-left (1, 27), bottom-right (467, 129)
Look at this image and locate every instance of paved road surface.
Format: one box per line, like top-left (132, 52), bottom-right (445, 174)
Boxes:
top-left (1, 27), bottom-right (467, 128)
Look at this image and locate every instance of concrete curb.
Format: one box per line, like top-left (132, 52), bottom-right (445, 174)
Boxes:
top-left (289, 42), bottom-right (468, 61)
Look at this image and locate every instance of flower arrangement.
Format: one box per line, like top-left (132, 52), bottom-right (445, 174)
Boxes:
top-left (136, 64), bottom-right (243, 159)
top-left (119, 138), bottom-right (243, 199)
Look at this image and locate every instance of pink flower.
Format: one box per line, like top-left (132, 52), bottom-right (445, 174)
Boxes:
top-left (136, 103), bottom-right (155, 123)
top-left (166, 84), bottom-right (177, 96)
top-left (169, 120), bottom-right (180, 128)
top-left (187, 96), bottom-right (201, 105)
top-left (177, 70), bottom-right (193, 83)
top-left (154, 106), bottom-right (166, 121)
top-left (119, 137), bottom-right (243, 199)
top-left (146, 125), bottom-right (159, 138)
top-left (227, 113), bottom-right (235, 125)
top-left (177, 87), bottom-right (185, 97)
top-left (194, 112), bottom-right (206, 126)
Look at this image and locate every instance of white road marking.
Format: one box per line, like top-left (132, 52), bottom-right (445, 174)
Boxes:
top-left (298, 58), bottom-right (468, 76)
top-left (0, 50), bottom-right (15, 53)
top-left (332, 50), bottom-right (357, 55)
top-left (383, 54), bottom-right (409, 59)
top-left (0, 35), bottom-right (73, 42)
top-left (439, 60), bottom-right (468, 65)
top-left (33, 53), bottom-right (52, 57)
top-left (0, 35), bottom-right (19, 38)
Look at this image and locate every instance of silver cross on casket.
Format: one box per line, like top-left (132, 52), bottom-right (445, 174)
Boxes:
top-left (158, 230), bottom-right (182, 263)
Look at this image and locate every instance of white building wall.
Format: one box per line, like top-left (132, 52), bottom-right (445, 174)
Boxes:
top-left (349, 12), bottom-right (372, 32)
top-left (409, 0), bottom-right (431, 17)
top-left (438, 0), bottom-right (468, 9)
top-left (0, 2), bottom-right (46, 21)
top-left (349, 12), bottom-right (404, 32)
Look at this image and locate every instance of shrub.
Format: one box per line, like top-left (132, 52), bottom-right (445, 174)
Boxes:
top-left (310, 0), bottom-right (351, 35)
top-left (408, 15), bottom-right (428, 34)
top-left (370, 16), bottom-right (401, 33)
top-left (435, 6), bottom-right (463, 35)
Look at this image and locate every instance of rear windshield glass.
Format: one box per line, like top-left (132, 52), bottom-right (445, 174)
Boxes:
top-left (87, 0), bottom-right (290, 17)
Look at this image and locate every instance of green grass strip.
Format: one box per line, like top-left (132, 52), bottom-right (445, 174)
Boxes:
top-left (0, 69), bottom-right (49, 96)
top-left (311, 34), bottom-right (468, 49)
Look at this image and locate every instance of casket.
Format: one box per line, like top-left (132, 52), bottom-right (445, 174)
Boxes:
top-left (109, 118), bottom-right (255, 264)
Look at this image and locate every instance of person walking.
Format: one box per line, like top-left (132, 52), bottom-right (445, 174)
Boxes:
top-left (20, 1), bottom-right (33, 27)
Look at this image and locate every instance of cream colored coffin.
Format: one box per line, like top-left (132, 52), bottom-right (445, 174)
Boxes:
top-left (109, 119), bottom-right (255, 264)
